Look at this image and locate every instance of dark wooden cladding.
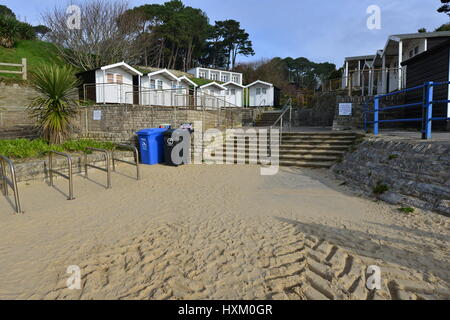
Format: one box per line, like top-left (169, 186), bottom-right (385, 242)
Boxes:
top-left (77, 70), bottom-right (96, 102)
top-left (428, 37), bottom-right (450, 50)
top-left (402, 41), bottom-right (449, 130)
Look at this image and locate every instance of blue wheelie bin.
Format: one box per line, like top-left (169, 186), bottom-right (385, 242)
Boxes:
top-left (136, 128), bottom-right (168, 165)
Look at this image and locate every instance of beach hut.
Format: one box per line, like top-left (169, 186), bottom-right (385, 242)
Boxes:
top-left (175, 76), bottom-right (198, 106)
top-left (140, 69), bottom-right (181, 106)
top-left (245, 80), bottom-right (280, 107)
top-left (223, 81), bottom-right (245, 107)
top-left (197, 82), bottom-right (228, 108)
top-left (77, 62), bottom-right (143, 104)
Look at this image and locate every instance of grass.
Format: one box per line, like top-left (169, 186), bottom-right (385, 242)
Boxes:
top-left (0, 138), bottom-right (115, 159)
top-left (0, 40), bottom-right (66, 82)
top-left (398, 207), bottom-right (416, 214)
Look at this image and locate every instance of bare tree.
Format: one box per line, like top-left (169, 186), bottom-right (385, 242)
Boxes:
top-left (43, 0), bottom-right (142, 71)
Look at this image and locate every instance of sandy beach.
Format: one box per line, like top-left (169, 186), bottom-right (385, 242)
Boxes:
top-left (0, 164), bottom-right (449, 300)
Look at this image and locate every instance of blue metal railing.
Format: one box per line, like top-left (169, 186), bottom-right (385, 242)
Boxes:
top-left (363, 81), bottom-right (450, 139)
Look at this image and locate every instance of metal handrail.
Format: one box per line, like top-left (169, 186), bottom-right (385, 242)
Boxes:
top-left (363, 81), bottom-right (450, 139)
top-left (112, 144), bottom-right (140, 181)
top-left (84, 147), bottom-right (112, 189)
top-left (49, 151), bottom-right (75, 200)
top-left (0, 155), bottom-right (22, 214)
top-left (271, 98), bottom-right (293, 130)
top-left (269, 98), bottom-right (293, 146)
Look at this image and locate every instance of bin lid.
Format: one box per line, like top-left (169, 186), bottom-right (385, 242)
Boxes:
top-left (136, 128), bottom-right (168, 136)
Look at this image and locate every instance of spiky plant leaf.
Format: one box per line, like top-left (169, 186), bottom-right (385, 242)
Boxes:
top-left (28, 65), bottom-right (80, 144)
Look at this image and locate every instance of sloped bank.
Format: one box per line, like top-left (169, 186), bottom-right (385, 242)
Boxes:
top-left (332, 136), bottom-right (450, 216)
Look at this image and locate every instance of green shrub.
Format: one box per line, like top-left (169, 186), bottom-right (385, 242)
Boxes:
top-left (373, 182), bottom-right (389, 195)
top-left (388, 154), bottom-right (399, 160)
top-left (0, 15), bottom-right (36, 48)
top-left (0, 138), bottom-right (115, 159)
top-left (398, 207), bottom-right (415, 214)
top-left (0, 14), bottom-right (19, 47)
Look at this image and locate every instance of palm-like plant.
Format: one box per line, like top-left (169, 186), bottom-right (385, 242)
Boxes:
top-left (28, 65), bottom-right (80, 144)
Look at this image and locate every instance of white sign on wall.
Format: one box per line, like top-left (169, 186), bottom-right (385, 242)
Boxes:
top-left (93, 110), bottom-right (102, 121)
top-left (339, 103), bottom-right (353, 116)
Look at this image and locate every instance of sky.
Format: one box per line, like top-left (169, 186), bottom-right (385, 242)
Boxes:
top-left (2, 0), bottom-right (449, 67)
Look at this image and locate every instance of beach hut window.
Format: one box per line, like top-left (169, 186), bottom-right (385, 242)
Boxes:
top-left (107, 73), bottom-right (114, 83)
top-left (231, 89), bottom-right (236, 95)
top-left (150, 79), bottom-right (156, 89)
top-left (157, 80), bottom-right (163, 90)
top-left (262, 88), bottom-right (267, 94)
top-left (256, 88), bottom-right (261, 95)
top-left (116, 74), bottom-right (123, 84)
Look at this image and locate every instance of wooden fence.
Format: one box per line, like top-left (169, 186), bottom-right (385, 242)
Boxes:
top-left (0, 58), bottom-right (27, 80)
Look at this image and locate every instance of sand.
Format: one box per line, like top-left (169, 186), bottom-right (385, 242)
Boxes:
top-left (0, 164), bottom-right (449, 300)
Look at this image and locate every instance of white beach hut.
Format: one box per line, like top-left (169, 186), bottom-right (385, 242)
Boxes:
top-left (223, 81), bottom-right (245, 107)
top-left (245, 80), bottom-right (276, 107)
top-left (77, 62), bottom-right (143, 104)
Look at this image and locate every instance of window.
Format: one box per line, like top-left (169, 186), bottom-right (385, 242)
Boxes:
top-left (209, 89), bottom-right (216, 95)
top-left (171, 81), bottom-right (177, 89)
top-left (230, 89), bottom-right (236, 95)
top-left (199, 71), bottom-right (206, 79)
top-left (157, 80), bottom-right (163, 90)
top-left (106, 73), bottom-right (115, 83)
top-left (150, 79), bottom-right (156, 89)
top-left (225, 90), bottom-right (230, 96)
top-left (232, 75), bottom-right (239, 83)
top-left (262, 88), bottom-right (267, 95)
top-left (414, 46), bottom-right (419, 55)
top-left (211, 73), bottom-right (218, 81)
top-left (221, 75), bottom-right (229, 82)
top-left (256, 88), bottom-right (262, 95)
top-left (409, 50), bottom-right (414, 58)
top-left (115, 74), bottom-right (123, 84)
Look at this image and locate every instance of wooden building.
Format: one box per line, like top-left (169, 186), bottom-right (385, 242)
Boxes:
top-left (401, 39), bottom-right (450, 130)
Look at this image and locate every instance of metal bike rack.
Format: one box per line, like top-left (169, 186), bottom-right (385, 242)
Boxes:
top-left (0, 155), bottom-right (22, 214)
top-left (112, 144), bottom-right (141, 181)
top-left (49, 151), bottom-right (75, 200)
top-left (84, 147), bottom-right (111, 189)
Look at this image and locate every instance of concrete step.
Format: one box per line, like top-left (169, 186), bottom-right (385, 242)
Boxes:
top-left (280, 140), bottom-right (354, 146)
top-left (280, 154), bottom-right (339, 161)
top-left (279, 160), bottom-right (335, 168)
top-left (214, 147), bottom-right (346, 156)
top-left (209, 158), bottom-right (335, 168)
top-left (280, 144), bottom-right (350, 151)
top-left (282, 132), bottom-right (358, 137)
top-left (213, 150), bottom-right (340, 161)
top-left (282, 135), bottom-right (357, 140)
top-left (280, 150), bottom-right (345, 156)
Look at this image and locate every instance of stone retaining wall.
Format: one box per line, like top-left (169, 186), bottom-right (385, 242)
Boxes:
top-left (333, 136), bottom-right (450, 215)
top-left (74, 105), bottom-right (246, 144)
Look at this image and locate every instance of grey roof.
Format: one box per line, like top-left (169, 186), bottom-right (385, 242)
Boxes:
top-left (344, 55), bottom-right (376, 62)
top-left (389, 31), bottom-right (450, 41)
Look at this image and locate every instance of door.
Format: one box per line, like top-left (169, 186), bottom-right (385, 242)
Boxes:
top-left (255, 87), bottom-right (265, 106)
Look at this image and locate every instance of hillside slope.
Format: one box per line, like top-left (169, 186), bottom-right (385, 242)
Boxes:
top-left (0, 40), bottom-right (65, 81)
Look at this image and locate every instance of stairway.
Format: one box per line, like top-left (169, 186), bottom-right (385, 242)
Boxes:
top-left (220, 131), bottom-right (360, 168)
top-left (255, 111), bottom-right (282, 127)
